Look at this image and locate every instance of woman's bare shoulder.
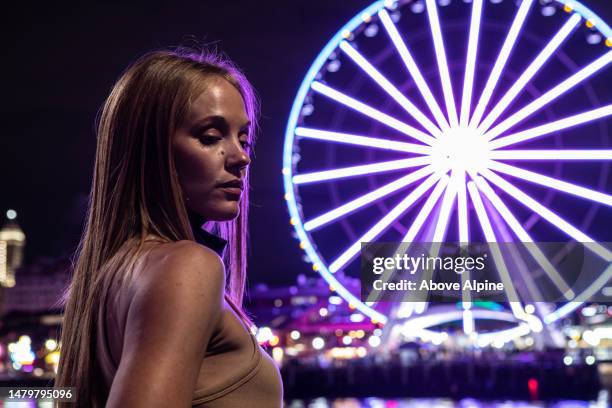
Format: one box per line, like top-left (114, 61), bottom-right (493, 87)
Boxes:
top-left (130, 239), bottom-right (226, 298)
top-left (106, 239), bottom-right (226, 407)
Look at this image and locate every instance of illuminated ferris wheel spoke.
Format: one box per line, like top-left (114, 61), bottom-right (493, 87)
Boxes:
top-left (457, 170), bottom-right (469, 243)
top-left (455, 169), bottom-right (473, 332)
top-left (310, 81), bottom-right (437, 146)
top-left (487, 160), bottom-right (612, 207)
top-left (365, 176), bottom-right (450, 305)
top-left (402, 176), bottom-right (450, 243)
top-left (460, 0), bottom-right (484, 127)
top-left (473, 175), bottom-right (575, 300)
top-left (329, 172), bottom-right (444, 273)
top-left (415, 172), bottom-right (461, 317)
top-left (479, 168), bottom-right (612, 262)
top-left (488, 104), bottom-right (612, 149)
top-left (433, 171), bottom-right (459, 242)
top-left (485, 51), bottom-right (612, 140)
top-left (478, 13), bottom-right (581, 133)
top-left (303, 165), bottom-right (436, 231)
top-left (467, 181), bottom-right (526, 320)
top-left (292, 156), bottom-right (432, 185)
top-left (378, 9), bottom-right (450, 131)
top-left (339, 41), bottom-right (443, 137)
top-left (425, 0), bottom-right (458, 127)
top-left (294, 127), bottom-right (433, 154)
top-left (469, 0), bottom-right (535, 129)
top-left (489, 150), bottom-right (612, 161)
top-left (372, 177), bottom-right (450, 314)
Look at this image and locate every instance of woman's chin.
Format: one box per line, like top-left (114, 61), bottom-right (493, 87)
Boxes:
top-left (207, 205), bottom-right (240, 221)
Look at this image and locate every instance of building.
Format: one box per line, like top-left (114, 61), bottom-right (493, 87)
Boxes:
top-left (0, 210), bottom-right (26, 288)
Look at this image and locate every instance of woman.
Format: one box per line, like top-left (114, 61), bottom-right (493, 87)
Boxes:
top-left (55, 49), bottom-right (283, 407)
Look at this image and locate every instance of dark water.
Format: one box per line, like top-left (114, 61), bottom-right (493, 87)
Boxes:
top-left (285, 396), bottom-right (610, 408)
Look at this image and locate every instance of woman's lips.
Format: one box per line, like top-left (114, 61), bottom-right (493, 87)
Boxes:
top-left (218, 186), bottom-right (242, 197)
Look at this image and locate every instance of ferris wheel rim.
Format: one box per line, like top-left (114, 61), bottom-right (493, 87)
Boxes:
top-left (282, 0), bottom-right (612, 334)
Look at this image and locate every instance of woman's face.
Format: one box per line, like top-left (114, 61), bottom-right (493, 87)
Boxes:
top-left (173, 76), bottom-right (252, 221)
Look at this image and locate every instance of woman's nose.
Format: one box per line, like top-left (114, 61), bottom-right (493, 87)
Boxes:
top-left (227, 138), bottom-right (251, 170)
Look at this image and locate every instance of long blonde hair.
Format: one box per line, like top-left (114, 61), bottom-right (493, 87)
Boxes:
top-left (54, 49), bottom-right (259, 406)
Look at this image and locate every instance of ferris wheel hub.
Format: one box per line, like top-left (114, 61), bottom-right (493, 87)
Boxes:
top-left (431, 127), bottom-right (490, 174)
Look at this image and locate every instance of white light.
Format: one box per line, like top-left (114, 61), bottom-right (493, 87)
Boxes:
top-left (378, 9), bottom-right (449, 130)
top-left (290, 330), bottom-right (301, 341)
top-left (431, 128), bottom-right (489, 174)
top-left (586, 33), bottom-right (602, 45)
top-left (339, 40), bottom-right (443, 137)
top-left (541, 5), bottom-right (556, 17)
top-left (487, 160), bottom-right (612, 207)
top-left (6, 210), bottom-right (16, 220)
top-left (563, 355), bottom-right (573, 366)
top-left (329, 296), bottom-right (342, 305)
top-left (292, 156), bottom-right (432, 185)
top-left (410, 1), bottom-right (426, 14)
top-left (480, 168), bottom-right (612, 262)
top-left (312, 337), bottom-right (325, 350)
top-left (525, 304), bottom-right (535, 314)
top-left (295, 127), bottom-right (433, 154)
top-left (311, 81), bottom-right (437, 146)
top-left (478, 14), bottom-right (581, 133)
top-left (45, 339), bottom-right (57, 351)
top-left (585, 356), bottom-right (596, 365)
top-left (368, 335), bottom-right (381, 347)
top-left (581, 306), bottom-right (597, 317)
top-left (460, 0), bottom-right (484, 127)
top-left (489, 149), bottom-right (612, 160)
top-left (342, 335), bottom-right (353, 345)
top-left (319, 307), bottom-right (329, 317)
top-left (426, 0), bottom-right (459, 126)
top-left (350, 313), bottom-right (365, 323)
top-left (470, 0), bottom-right (534, 128)
top-left (582, 330), bottom-right (600, 347)
top-left (485, 51), bottom-right (612, 140)
top-left (256, 327), bottom-right (274, 343)
top-left (305, 165), bottom-right (434, 232)
top-left (329, 172), bottom-right (442, 272)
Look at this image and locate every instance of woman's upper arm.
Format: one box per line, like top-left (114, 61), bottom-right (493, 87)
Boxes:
top-left (106, 241), bottom-right (225, 408)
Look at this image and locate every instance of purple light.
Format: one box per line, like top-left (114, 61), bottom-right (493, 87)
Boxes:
top-left (304, 165), bottom-right (436, 231)
top-left (402, 175), bottom-right (450, 242)
top-left (467, 180), bottom-right (525, 318)
top-left (329, 172), bottom-right (443, 273)
top-left (469, 0), bottom-right (534, 128)
top-left (426, 0), bottom-right (459, 126)
top-left (433, 170), bottom-right (459, 242)
top-left (479, 168), bottom-right (612, 261)
top-left (295, 126), bottom-right (433, 154)
top-left (378, 9), bottom-right (450, 131)
top-left (311, 81), bottom-right (437, 146)
top-left (489, 149), bottom-right (612, 160)
top-left (488, 160), bottom-right (612, 206)
top-left (488, 104), bottom-right (612, 148)
top-left (474, 176), bottom-right (575, 299)
top-left (292, 156), bottom-right (431, 184)
top-left (478, 13), bottom-right (581, 133)
top-left (339, 40), bottom-right (443, 137)
top-left (456, 170), bottom-right (469, 243)
top-left (460, 0), bottom-right (484, 127)
top-left (485, 51), bottom-right (612, 140)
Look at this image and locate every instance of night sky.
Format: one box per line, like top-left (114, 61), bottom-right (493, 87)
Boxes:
top-left (1, 0), bottom-right (611, 287)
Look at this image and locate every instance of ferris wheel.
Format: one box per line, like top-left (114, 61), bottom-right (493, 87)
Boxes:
top-left (282, 0), bottom-right (612, 344)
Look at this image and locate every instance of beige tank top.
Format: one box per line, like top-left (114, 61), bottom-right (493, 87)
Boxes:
top-left (94, 249), bottom-right (283, 407)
